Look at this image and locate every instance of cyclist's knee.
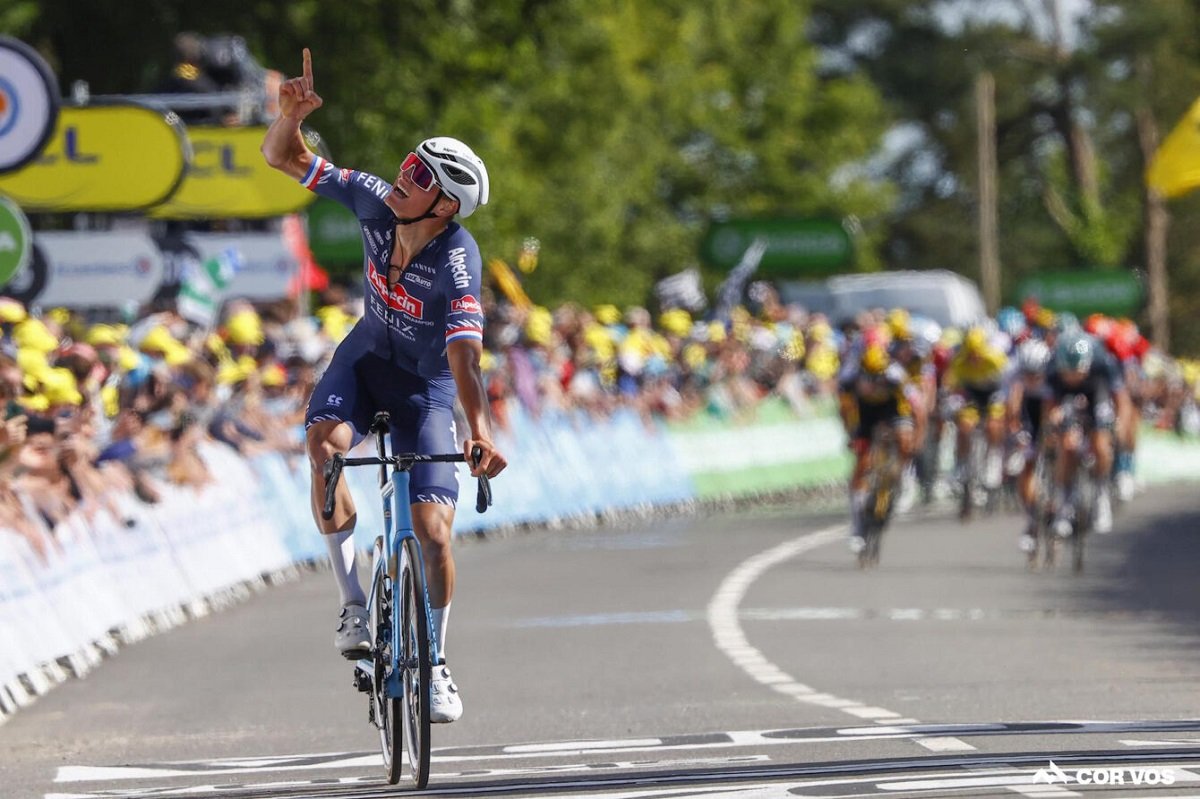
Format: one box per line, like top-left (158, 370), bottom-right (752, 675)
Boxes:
top-left (412, 503), bottom-right (454, 551)
top-left (306, 420), bottom-right (352, 469)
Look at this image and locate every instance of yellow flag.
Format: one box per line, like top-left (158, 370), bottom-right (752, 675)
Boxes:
top-left (1147, 97), bottom-right (1200, 199)
top-left (486, 259), bottom-right (533, 311)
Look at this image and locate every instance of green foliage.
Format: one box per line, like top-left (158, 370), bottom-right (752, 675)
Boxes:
top-left (16, 0), bottom-right (894, 309)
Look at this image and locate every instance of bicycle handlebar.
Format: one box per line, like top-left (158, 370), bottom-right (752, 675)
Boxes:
top-left (321, 448), bottom-right (492, 521)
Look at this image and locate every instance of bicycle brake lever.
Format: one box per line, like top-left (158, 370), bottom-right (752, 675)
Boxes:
top-left (322, 453), bottom-right (345, 521)
top-left (470, 445), bottom-right (492, 514)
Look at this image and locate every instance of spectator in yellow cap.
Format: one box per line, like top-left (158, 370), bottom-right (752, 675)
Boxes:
top-left (13, 318), bottom-right (59, 354)
top-left (139, 326), bottom-right (193, 367)
top-left (0, 298), bottom-right (27, 326)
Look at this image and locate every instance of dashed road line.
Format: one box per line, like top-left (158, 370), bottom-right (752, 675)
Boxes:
top-left (706, 524), bottom-right (977, 754)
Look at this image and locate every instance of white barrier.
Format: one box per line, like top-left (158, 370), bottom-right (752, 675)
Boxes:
top-left (0, 408), bottom-right (697, 722)
top-left (0, 443), bottom-right (296, 723)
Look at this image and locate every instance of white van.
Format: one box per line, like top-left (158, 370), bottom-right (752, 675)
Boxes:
top-left (779, 270), bottom-right (988, 328)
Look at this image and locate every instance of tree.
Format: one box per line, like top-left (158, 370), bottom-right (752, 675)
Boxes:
top-left (11, 0), bottom-right (896, 308)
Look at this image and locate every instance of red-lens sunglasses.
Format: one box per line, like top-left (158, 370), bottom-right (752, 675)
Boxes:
top-left (400, 152), bottom-right (438, 192)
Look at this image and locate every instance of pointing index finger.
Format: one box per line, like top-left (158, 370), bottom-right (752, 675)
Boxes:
top-left (302, 48), bottom-right (313, 87)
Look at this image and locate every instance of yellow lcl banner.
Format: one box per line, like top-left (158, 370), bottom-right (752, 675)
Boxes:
top-left (1146, 97), bottom-right (1200, 199)
top-left (0, 104), bottom-right (188, 211)
top-left (149, 126), bottom-right (321, 219)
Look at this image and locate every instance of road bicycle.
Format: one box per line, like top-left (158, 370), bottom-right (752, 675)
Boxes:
top-left (321, 412), bottom-right (492, 788)
top-left (859, 423), bottom-right (901, 569)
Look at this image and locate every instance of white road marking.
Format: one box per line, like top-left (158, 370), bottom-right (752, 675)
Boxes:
top-left (504, 738), bottom-right (663, 754)
top-left (1007, 786), bottom-right (1082, 798)
top-left (706, 525), bottom-right (976, 754)
top-left (51, 762), bottom-right (1200, 799)
top-left (1120, 737), bottom-right (1200, 747)
top-left (909, 736), bottom-right (979, 752)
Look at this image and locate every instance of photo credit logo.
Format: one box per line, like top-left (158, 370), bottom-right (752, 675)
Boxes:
top-left (1033, 760), bottom-right (1176, 786)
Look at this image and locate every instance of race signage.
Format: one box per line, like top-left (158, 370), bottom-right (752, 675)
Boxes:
top-left (32, 231), bottom-right (166, 308)
top-left (1016, 270), bottom-right (1145, 317)
top-left (306, 196), bottom-right (362, 264)
top-left (0, 104), bottom-right (189, 211)
top-left (0, 194), bottom-right (32, 287)
top-left (149, 126), bottom-right (322, 219)
top-left (187, 232), bottom-right (298, 301)
top-left (0, 37), bottom-right (60, 173)
top-left (700, 217), bottom-right (853, 277)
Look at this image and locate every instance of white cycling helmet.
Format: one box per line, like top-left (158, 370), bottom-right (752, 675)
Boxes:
top-left (416, 137), bottom-right (490, 218)
top-left (1017, 338), bottom-right (1051, 374)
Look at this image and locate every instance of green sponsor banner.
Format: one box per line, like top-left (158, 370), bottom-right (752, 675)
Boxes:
top-left (306, 197), bottom-right (362, 265)
top-left (700, 217), bottom-right (852, 276)
top-left (1015, 270), bottom-right (1144, 316)
top-left (0, 194), bottom-right (32, 287)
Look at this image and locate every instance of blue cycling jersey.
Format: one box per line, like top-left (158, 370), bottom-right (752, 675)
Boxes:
top-left (299, 155), bottom-right (486, 379)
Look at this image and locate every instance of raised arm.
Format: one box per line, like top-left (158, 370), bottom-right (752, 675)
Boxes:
top-left (261, 48), bottom-right (323, 180)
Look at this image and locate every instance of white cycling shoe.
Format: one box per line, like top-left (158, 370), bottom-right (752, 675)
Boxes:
top-left (1094, 490), bottom-right (1113, 534)
top-left (335, 602), bottom-right (371, 659)
top-left (1052, 509), bottom-right (1074, 539)
top-left (430, 662), bottom-right (463, 723)
top-left (1115, 471), bottom-right (1135, 503)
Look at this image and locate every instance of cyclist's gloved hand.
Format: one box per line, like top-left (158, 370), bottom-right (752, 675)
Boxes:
top-left (463, 437), bottom-right (507, 479)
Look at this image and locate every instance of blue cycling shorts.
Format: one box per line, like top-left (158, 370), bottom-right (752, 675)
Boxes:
top-left (306, 329), bottom-right (460, 506)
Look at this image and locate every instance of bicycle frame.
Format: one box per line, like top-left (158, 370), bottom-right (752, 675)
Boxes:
top-left (356, 465), bottom-right (431, 701)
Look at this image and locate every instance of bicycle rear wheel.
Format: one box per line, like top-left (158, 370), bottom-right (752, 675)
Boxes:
top-left (369, 558), bottom-right (404, 784)
top-left (399, 537), bottom-right (432, 788)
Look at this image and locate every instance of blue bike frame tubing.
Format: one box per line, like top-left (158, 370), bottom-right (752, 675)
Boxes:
top-left (356, 430), bottom-right (435, 702)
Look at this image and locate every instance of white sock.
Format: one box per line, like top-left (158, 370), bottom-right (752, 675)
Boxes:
top-left (432, 603), bottom-right (450, 662)
top-left (325, 529), bottom-right (366, 606)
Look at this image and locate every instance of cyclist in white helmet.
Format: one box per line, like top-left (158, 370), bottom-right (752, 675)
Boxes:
top-left (262, 49), bottom-right (506, 724)
top-left (1004, 338), bottom-right (1053, 552)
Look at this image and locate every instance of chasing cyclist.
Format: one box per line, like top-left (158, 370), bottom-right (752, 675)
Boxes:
top-left (1044, 331), bottom-right (1128, 536)
top-left (1003, 338), bottom-right (1053, 552)
top-left (944, 325), bottom-right (1009, 507)
top-left (838, 327), bottom-right (915, 552)
top-left (262, 49), bottom-right (507, 723)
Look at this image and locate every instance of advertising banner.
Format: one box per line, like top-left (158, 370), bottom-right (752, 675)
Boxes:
top-left (0, 194), bottom-right (32, 286)
top-left (0, 104), bottom-right (189, 211)
top-left (306, 196), bottom-right (362, 264)
top-left (0, 37), bottom-right (59, 173)
top-left (149, 126), bottom-right (321, 219)
top-left (701, 217), bottom-right (853, 276)
top-left (1016, 270), bottom-right (1145, 317)
top-left (187, 231), bottom-right (298, 301)
top-left (32, 231), bottom-right (166, 308)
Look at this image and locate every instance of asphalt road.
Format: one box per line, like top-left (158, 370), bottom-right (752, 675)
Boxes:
top-left (4, 483), bottom-right (1200, 799)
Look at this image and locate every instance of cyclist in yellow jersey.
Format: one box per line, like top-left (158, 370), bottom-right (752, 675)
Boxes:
top-left (945, 326), bottom-right (1009, 496)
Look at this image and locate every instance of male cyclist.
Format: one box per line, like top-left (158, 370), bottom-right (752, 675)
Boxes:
top-left (945, 326), bottom-right (1009, 501)
top-left (1045, 331), bottom-right (1128, 536)
top-left (886, 309), bottom-right (936, 509)
top-left (838, 330), bottom-right (915, 552)
top-left (1003, 339), bottom-right (1053, 552)
top-left (262, 49), bottom-right (507, 723)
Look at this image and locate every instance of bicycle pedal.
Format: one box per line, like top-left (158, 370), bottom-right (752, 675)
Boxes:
top-left (353, 670), bottom-right (373, 693)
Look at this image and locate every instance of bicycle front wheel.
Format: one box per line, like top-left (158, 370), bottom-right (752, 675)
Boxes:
top-left (399, 537), bottom-right (432, 788)
top-left (369, 555), bottom-right (404, 785)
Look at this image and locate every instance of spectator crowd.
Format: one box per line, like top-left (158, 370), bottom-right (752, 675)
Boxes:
top-left (3, 280), bottom-right (1199, 559)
